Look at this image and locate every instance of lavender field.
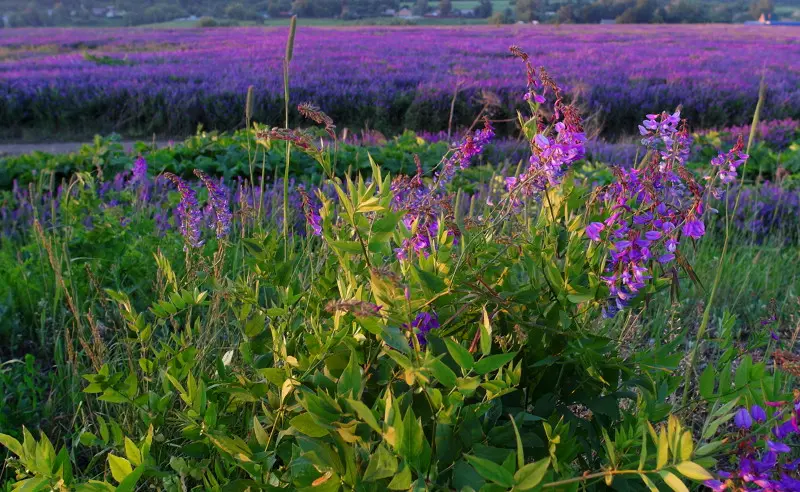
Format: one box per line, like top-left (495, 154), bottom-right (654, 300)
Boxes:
top-left (1, 24), bottom-right (799, 139)
top-left (4, 20), bottom-right (800, 492)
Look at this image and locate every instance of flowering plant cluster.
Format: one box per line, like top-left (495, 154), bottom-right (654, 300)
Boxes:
top-left (584, 110), bottom-right (749, 316)
top-left (0, 37), bottom-right (794, 492)
top-left (708, 397), bottom-right (800, 491)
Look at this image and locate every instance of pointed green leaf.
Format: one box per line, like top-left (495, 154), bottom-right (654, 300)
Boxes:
top-left (513, 457), bottom-right (550, 490)
top-left (466, 454), bottom-right (514, 488)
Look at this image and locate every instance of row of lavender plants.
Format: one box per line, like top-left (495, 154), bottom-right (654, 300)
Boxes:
top-left (1, 25), bottom-right (798, 138)
top-left (1, 41), bottom-right (799, 491)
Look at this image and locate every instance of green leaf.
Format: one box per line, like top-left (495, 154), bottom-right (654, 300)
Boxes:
top-left (513, 457), bottom-right (550, 490)
top-left (79, 432), bottom-right (98, 447)
top-left (656, 429), bottom-right (669, 469)
top-left (0, 433), bottom-right (24, 458)
top-left (675, 461), bottom-right (713, 481)
top-left (289, 413), bottom-right (329, 438)
top-left (346, 399), bottom-right (382, 433)
top-left (396, 408), bottom-right (425, 472)
top-left (253, 416), bottom-right (269, 447)
top-left (465, 455), bottom-right (515, 488)
top-left (427, 358), bottom-right (458, 388)
top-left (660, 471), bottom-right (689, 492)
top-left (108, 454), bottom-right (133, 483)
top-left (699, 366), bottom-right (715, 400)
top-left (679, 431), bottom-right (693, 462)
top-left (115, 465), bottom-right (145, 492)
top-left (474, 353), bottom-right (517, 375)
top-left (414, 267), bottom-right (446, 293)
top-left (330, 240), bottom-right (363, 255)
top-left (362, 444), bottom-right (398, 482)
top-left (387, 462), bottom-right (412, 490)
top-left (444, 338), bottom-right (473, 371)
top-left (509, 416), bottom-right (524, 470)
top-left (640, 474), bottom-right (660, 492)
top-left (695, 441), bottom-right (724, 456)
top-left (337, 351), bottom-right (362, 398)
top-left (11, 477), bottom-right (49, 491)
top-left (124, 437), bottom-right (142, 466)
top-left (480, 306), bottom-right (492, 356)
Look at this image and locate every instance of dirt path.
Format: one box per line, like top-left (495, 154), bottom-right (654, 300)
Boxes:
top-left (0, 141), bottom-right (173, 157)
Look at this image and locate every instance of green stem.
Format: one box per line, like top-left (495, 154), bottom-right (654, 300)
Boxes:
top-left (681, 73), bottom-right (765, 405)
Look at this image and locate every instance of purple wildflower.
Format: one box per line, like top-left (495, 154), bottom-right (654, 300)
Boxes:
top-left (132, 156), bottom-right (148, 183)
top-left (164, 172), bottom-right (204, 248)
top-left (734, 407), bottom-right (753, 429)
top-left (682, 218), bottom-right (705, 239)
top-left (768, 440), bottom-right (791, 453)
top-left (752, 405), bottom-right (767, 423)
top-left (411, 312), bottom-right (440, 347)
top-left (708, 136), bottom-right (748, 185)
top-left (194, 170), bottom-right (232, 239)
top-left (586, 222), bottom-right (605, 241)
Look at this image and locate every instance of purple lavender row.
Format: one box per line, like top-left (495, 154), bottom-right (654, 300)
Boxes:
top-left (1, 25), bottom-right (798, 133)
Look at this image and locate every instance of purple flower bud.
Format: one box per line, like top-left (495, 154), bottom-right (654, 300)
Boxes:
top-left (734, 407), bottom-right (753, 429)
top-left (751, 405), bottom-right (767, 423)
top-left (682, 219), bottom-right (705, 239)
top-left (585, 222), bottom-right (605, 241)
top-left (411, 312), bottom-right (440, 347)
top-left (768, 440), bottom-right (791, 453)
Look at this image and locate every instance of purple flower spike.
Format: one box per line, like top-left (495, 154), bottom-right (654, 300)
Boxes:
top-left (682, 219), bottom-right (705, 239)
top-left (164, 172), bottom-right (204, 249)
top-left (751, 405), bottom-right (767, 423)
top-left (585, 222), bottom-right (605, 241)
top-left (411, 312), bottom-right (440, 347)
top-left (734, 407), bottom-right (753, 429)
top-left (768, 440), bottom-right (791, 453)
top-left (194, 170), bottom-right (232, 239)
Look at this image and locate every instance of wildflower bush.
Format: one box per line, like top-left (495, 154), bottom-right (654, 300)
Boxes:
top-left (1, 37), bottom-right (799, 491)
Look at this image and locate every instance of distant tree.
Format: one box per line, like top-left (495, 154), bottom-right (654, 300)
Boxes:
top-left (413, 0), bottom-right (429, 15)
top-left (439, 0), bottom-right (452, 15)
top-left (267, 0), bottom-right (292, 16)
top-left (616, 0), bottom-right (658, 23)
top-left (474, 0), bottom-right (493, 17)
top-left (556, 4), bottom-right (576, 22)
top-left (663, 0), bottom-right (706, 23)
top-left (749, 0), bottom-right (774, 18)
top-left (515, 0), bottom-right (542, 21)
top-left (224, 2), bottom-right (250, 19)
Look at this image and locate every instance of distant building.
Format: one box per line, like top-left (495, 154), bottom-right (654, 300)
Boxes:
top-left (383, 9), bottom-right (396, 16)
top-left (600, 18), bottom-right (616, 24)
top-left (396, 8), bottom-right (413, 18)
top-left (460, 9), bottom-right (475, 16)
top-left (744, 13), bottom-right (800, 25)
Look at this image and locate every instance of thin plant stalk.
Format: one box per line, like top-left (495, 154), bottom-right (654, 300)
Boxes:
top-left (282, 16), bottom-right (297, 253)
top-left (681, 74), bottom-right (765, 405)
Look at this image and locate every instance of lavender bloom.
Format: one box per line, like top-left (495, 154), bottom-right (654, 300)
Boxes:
top-left (194, 170), bottom-right (232, 239)
top-left (411, 312), bottom-right (440, 347)
top-left (437, 119), bottom-right (495, 185)
top-left (586, 222), bottom-right (605, 241)
top-left (768, 440), bottom-right (791, 453)
top-left (682, 218), bottom-right (705, 239)
top-left (164, 172), bottom-right (204, 248)
top-left (708, 136), bottom-right (748, 185)
top-left (752, 405), bottom-right (767, 423)
top-left (132, 156), bottom-right (148, 183)
top-left (735, 407), bottom-right (753, 429)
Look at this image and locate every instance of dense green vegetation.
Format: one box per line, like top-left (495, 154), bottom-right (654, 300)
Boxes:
top-left (2, 17), bottom-right (800, 492)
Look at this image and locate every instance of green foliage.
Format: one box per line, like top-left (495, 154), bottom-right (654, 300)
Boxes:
top-left (0, 94), bottom-right (797, 490)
